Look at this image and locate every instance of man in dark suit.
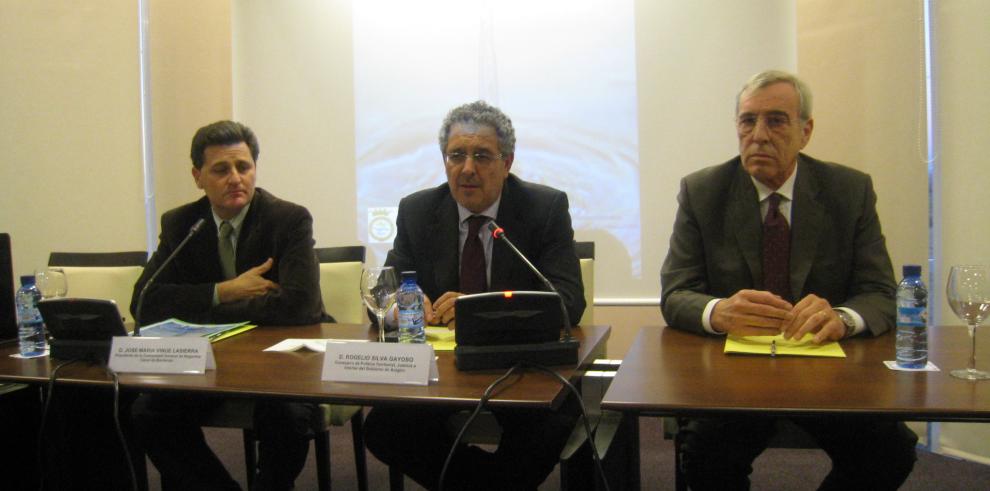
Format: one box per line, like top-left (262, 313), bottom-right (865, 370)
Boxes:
top-left (660, 70), bottom-right (917, 490)
top-left (130, 120), bottom-right (323, 490)
top-left (363, 101), bottom-right (585, 490)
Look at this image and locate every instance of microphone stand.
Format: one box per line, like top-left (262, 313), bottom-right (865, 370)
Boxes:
top-left (488, 222), bottom-right (575, 341)
top-left (134, 218), bottom-right (206, 336)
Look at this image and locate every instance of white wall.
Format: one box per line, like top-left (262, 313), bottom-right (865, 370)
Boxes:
top-left (933, 0), bottom-right (990, 464)
top-left (0, 1), bottom-right (147, 277)
top-left (148, 0), bottom-right (233, 225)
top-left (231, 0), bottom-right (357, 248)
top-left (0, 0), bottom-right (232, 278)
top-left (797, 0), bottom-right (929, 273)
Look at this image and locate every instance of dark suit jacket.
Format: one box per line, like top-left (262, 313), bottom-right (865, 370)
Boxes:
top-left (385, 173), bottom-right (586, 324)
top-left (131, 188), bottom-right (324, 326)
top-left (660, 154), bottom-right (896, 336)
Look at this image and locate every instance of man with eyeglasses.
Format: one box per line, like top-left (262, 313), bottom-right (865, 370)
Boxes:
top-left (364, 100), bottom-right (585, 490)
top-left (660, 70), bottom-right (917, 489)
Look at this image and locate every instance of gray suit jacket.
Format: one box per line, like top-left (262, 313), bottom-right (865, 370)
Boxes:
top-left (660, 154), bottom-right (896, 336)
top-left (385, 173), bottom-right (586, 324)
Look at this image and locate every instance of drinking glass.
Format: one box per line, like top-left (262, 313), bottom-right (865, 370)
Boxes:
top-left (946, 265), bottom-right (990, 380)
top-left (36, 268), bottom-right (68, 299)
top-left (361, 266), bottom-right (399, 342)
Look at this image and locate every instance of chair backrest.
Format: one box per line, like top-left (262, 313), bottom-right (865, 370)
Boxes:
top-left (0, 234), bottom-right (16, 341)
top-left (315, 246), bottom-right (366, 324)
top-left (576, 241), bottom-right (594, 325)
top-left (48, 251), bottom-right (148, 323)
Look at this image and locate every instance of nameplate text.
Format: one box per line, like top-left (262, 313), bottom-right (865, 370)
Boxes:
top-left (109, 336), bottom-right (216, 374)
top-left (323, 342), bottom-right (438, 385)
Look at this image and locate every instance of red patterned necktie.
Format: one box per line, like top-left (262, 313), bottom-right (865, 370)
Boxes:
top-left (762, 193), bottom-right (791, 300)
top-left (459, 215), bottom-right (488, 294)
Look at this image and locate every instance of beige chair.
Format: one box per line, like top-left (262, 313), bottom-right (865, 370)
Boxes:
top-left (316, 246), bottom-right (366, 324)
top-left (575, 241), bottom-right (594, 325)
top-left (206, 246), bottom-right (370, 491)
top-left (47, 251), bottom-right (147, 323)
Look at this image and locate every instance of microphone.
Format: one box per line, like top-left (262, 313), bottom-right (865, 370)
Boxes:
top-left (488, 221), bottom-right (575, 340)
top-left (133, 218), bottom-right (206, 336)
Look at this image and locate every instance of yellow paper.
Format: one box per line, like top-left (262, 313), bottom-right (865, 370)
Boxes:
top-left (209, 324), bottom-right (257, 343)
top-left (425, 326), bottom-right (456, 351)
top-left (724, 334), bottom-right (846, 358)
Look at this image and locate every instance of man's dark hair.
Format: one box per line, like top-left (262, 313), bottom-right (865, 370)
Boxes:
top-left (189, 120), bottom-right (260, 169)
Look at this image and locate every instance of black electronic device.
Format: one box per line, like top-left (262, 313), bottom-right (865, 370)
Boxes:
top-left (452, 221), bottom-right (582, 370)
top-left (39, 297), bottom-right (128, 362)
top-left (0, 233), bottom-right (15, 343)
top-left (453, 291), bottom-right (579, 370)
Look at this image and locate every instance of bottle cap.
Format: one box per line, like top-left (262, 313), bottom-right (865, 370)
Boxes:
top-left (19, 275), bottom-right (35, 287)
top-left (902, 265), bottom-right (922, 277)
top-left (401, 271), bottom-right (417, 282)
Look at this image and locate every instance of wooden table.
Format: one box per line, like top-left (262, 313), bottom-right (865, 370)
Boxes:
top-left (599, 325), bottom-right (990, 490)
top-left (0, 323), bottom-right (610, 410)
top-left (602, 325), bottom-right (990, 421)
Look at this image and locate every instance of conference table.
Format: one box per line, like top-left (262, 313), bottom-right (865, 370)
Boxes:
top-left (601, 325), bottom-right (990, 488)
top-left (0, 323), bottom-right (610, 409)
top-left (604, 324), bottom-right (989, 419)
top-left (0, 323), bottom-right (608, 490)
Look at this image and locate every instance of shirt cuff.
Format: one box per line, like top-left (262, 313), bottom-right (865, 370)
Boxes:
top-left (384, 303), bottom-right (398, 328)
top-left (702, 298), bottom-right (725, 335)
top-left (835, 306), bottom-right (866, 336)
top-left (212, 284), bottom-right (221, 306)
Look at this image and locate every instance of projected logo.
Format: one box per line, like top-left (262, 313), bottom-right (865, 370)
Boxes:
top-left (367, 207), bottom-right (398, 244)
top-left (354, 0), bottom-right (640, 275)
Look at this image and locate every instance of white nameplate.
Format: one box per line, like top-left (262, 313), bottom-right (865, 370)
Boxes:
top-left (109, 336), bottom-right (216, 374)
top-left (323, 342), bottom-right (438, 386)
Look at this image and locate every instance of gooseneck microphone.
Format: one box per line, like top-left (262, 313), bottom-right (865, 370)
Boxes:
top-left (133, 218), bottom-right (206, 336)
top-left (488, 221), bottom-right (575, 340)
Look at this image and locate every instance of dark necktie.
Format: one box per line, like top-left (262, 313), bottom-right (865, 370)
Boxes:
top-left (218, 221), bottom-right (236, 280)
top-left (460, 215), bottom-right (488, 294)
top-left (762, 193), bottom-right (791, 300)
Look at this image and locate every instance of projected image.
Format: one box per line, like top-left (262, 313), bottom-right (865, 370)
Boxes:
top-left (354, 0), bottom-right (640, 275)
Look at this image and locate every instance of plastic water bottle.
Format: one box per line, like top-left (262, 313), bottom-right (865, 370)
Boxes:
top-left (16, 275), bottom-right (46, 357)
top-left (895, 264), bottom-right (928, 368)
top-left (397, 271), bottom-right (426, 343)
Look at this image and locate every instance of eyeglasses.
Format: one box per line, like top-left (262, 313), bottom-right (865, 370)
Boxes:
top-left (444, 151), bottom-right (503, 167)
top-left (736, 113), bottom-right (795, 135)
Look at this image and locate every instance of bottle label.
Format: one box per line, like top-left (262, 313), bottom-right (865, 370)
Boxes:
top-left (897, 306), bottom-right (926, 327)
top-left (398, 310), bottom-right (424, 329)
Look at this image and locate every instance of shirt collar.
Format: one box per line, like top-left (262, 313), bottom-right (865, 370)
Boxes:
top-left (457, 197), bottom-right (501, 225)
top-left (211, 203), bottom-right (251, 233)
top-left (750, 161), bottom-right (798, 203)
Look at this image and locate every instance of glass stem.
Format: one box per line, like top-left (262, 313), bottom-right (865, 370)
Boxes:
top-left (377, 311), bottom-right (386, 342)
top-left (969, 323), bottom-right (978, 373)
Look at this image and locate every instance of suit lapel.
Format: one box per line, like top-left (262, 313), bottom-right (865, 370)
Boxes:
top-left (193, 198), bottom-right (224, 281)
top-left (491, 178), bottom-right (522, 290)
top-left (431, 193), bottom-right (460, 293)
top-left (234, 190), bottom-right (263, 275)
top-left (729, 164), bottom-right (763, 287)
top-left (789, 157), bottom-right (824, 299)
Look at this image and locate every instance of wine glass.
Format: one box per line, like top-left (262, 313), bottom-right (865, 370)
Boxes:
top-left (946, 265), bottom-right (990, 380)
top-left (36, 268), bottom-right (68, 299)
top-left (361, 267), bottom-right (399, 342)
